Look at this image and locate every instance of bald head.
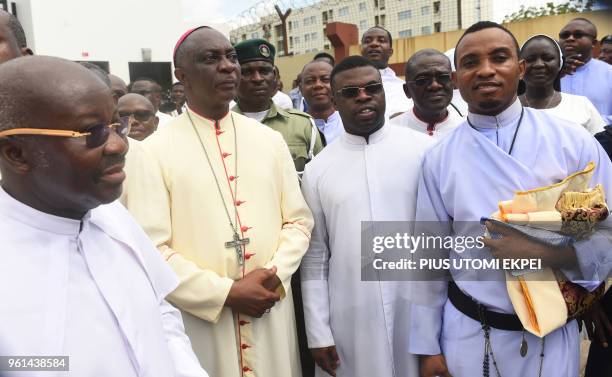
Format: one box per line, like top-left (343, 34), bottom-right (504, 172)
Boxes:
top-left (0, 11), bottom-right (23, 63)
top-left (118, 93), bottom-right (155, 111)
top-left (0, 56), bottom-right (112, 133)
top-left (405, 49), bottom-right (450, 79)
top-left (0, 56), bottom-right (125, 217)
top-left (118, 93), bottom-right (158, 141)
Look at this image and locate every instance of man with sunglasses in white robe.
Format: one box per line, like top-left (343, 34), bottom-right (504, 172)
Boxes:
top-left (0, 56), bottom-right (207, 377)
top-left (301, 56), bottom-right (434, 377)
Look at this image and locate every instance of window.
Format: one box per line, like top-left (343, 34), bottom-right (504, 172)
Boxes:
top-left (433, 1), bottom-right (441, 14)
top-left (304, 17), bottom-right (311, 26)
top-left (379, 0), bottom-right (385, 10)
top-left (360, 20), bottom-right (367, 30)
top-left (421, 6), bottom-right (430, 15)
top-left (311, 16), bottom-right (317, 24)
top-left (293, 20), bottom-right (300, 28)
top-left (422, 25), bottom-right (432, 35)
top-left (305, 33), bottom-right (310, 42)
top-left (398, 10), bottom-right (411, 20)
top-left (359, 2), bottom-right (367, 11)
top-left (241, 34), bottom-right (246, 41)
top-left (289, 37), bottom-right (293, 48)
top-left (311, 32), bottom-right (317, 40)
top-left (380, 14), bottom-right (386, 27)
top-left (434, 22), bottom-right (441, 33)
top-left (294, 36), bottom-right (300, 44)
top-left (339, 6), bottom-right (349, 17)
top-left (251, 32), bottom-right (259, 39)
top-left (399, 29), bottom-right (412, 38)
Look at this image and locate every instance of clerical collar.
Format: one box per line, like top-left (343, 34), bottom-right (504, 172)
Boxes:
top-left (344, 124), bottom-right (388, 145)
top-left (0, 185), bottom-right (85, 236)
top-left (466, 98), bottom-right (522, 130)
top-left (188, 107), bottom-right (232, 129)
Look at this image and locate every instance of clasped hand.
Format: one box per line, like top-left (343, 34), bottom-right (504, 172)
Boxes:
top-left (225, 266), bottom-right (282, 317)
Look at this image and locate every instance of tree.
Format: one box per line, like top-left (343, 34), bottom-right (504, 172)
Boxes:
top-left (503, 0), bottom-right (595, 23)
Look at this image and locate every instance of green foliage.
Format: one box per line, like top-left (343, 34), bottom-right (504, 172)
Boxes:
top-left (503, 0), bottom-right (594, 23)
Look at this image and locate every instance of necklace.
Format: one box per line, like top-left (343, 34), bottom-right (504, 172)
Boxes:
top-left (524, 91), bottom-right (559, 109)
top-left (186, 110), bottom-right (249, 265)
top-left (467, 106), bottom-right (525, 156)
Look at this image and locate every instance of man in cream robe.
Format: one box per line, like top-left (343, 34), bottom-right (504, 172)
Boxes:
top-left (301, 56), bottom-right (435, 377)
top-left (127, 27), bottom-right (313, 377)
top-left (0, 56), bottom-right (206, 377)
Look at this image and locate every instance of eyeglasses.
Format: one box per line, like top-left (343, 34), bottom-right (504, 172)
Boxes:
top-left (119, 110), bottom-right (154, 122)
top-left (336, 82), bottom-right (384, 98)
top-left (0, 116), bottom-right (132, 148)
top-left (559, 31), bottom-right (595, 40)
top-left (407, 74), bottom-right (452, 87)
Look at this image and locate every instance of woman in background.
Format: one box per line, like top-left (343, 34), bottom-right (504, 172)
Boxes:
top-left (519, 34), bottom-right (606, 134)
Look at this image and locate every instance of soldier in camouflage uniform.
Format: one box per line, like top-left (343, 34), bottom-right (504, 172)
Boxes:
top-left (232, 39), bottom-right (323, 176)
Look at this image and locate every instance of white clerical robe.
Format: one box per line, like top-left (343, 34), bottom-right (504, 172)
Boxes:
top-left (389, 106), bottom-right (463, 141)
top-left (126, 110), bottom-right (313, 377)
top-left (0, 187), bottom-right (207, 377)
top-left (301, 125), bottom-right (435, 377)
top-left (409, 99), bottom-right (612, 377)
top-left (380, 67), bottom-right (413, 119)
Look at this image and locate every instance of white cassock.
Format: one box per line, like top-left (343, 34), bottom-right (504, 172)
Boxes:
top-left (0, 187), bottom-right (207, 377)
top-left (301, 125), bottom-right (435, 377)
top-left (380, 67), bottom-right (413, 119)
top-left (389, 105), bottom-right (464, 141)
top-left (409, 99), bottom-right (612, 377)
top-left (157, 111), bottom-right (175, 128)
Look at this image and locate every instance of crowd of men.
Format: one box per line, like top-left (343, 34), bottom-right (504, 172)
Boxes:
top-left (0, 7), bottom-right (611, 377)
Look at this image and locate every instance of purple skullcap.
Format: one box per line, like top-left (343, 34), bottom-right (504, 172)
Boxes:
top-left (173, 26), bottom-right (209, 66)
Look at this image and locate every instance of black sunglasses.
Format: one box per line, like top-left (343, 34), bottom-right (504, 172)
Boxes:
top-left (336, 82), bottom-right (384, 98)
top-left (83, 116), bottom-right (132, 148)
top-left (118, 110), bottom-right (154, 122)
top-left (559, 31), bottom-right (595, 40)
top-left (407, 74), bottom-right (452, 87)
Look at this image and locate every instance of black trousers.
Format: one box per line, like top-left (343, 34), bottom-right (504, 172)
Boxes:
top-left (584, 289), bottom-right (612, 377)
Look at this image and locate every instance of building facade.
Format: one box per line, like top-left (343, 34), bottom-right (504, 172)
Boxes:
top-left (230, 0), bottom-right (496, 56)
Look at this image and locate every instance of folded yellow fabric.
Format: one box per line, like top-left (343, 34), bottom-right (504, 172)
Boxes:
top-left (490, 162), bottom-right (608, 337)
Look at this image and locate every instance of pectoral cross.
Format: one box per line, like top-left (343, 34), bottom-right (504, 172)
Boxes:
top-left (225, 232), bottom-right (250, 265)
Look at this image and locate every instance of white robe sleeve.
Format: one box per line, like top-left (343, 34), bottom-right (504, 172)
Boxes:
top-left (583, 97), bottom-right (606, 135)
top-left (408, 158), bottom-right (451, 355)
top-left (300, 167), bottom-right (335, 348)
top-left (159, 299), bottom-right (210, 377)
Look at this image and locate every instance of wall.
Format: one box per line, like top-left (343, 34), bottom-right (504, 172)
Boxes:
top-left (347, 10), bottom-right (612, 69)
top-left (276, 51), bottom-right (318, 93)
top-left (12, 0), bottom-right (229, 85)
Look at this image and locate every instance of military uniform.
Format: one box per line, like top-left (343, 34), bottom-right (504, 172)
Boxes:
top-left (233, 102), bottom-right (323, 173)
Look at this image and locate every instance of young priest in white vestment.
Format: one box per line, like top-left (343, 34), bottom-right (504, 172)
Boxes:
top-left (411, 22), bottom-right (612, 377)
top-left (301, 56), bottom-right (435, 377)
top-left (0, 56), bottom-right (207, 377)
